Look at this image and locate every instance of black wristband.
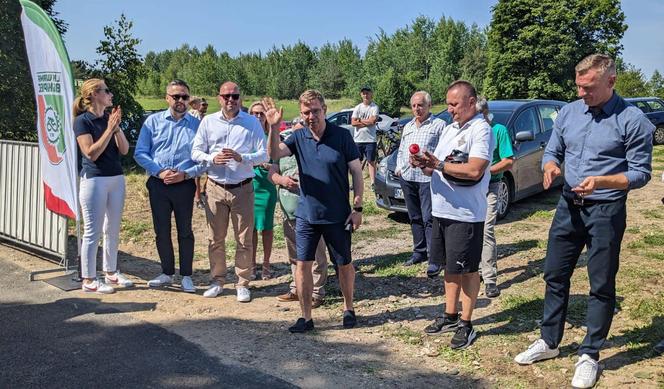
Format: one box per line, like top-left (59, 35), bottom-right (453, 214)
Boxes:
top-left (353, 206), bottom-right (363, 213)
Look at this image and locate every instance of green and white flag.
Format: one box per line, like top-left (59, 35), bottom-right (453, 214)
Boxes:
top-left (20, 0), bottom-right (78, 220)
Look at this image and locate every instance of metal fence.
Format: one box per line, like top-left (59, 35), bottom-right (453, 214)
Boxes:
top-left (0, 140), bottom-right (68, 261)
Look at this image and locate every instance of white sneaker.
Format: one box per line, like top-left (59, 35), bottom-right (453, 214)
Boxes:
top-left (105, 271), bottom-right (134, 287)
top-left (147, 273), bottom-right (173, 287)
top-left (181, 276), bottom-right (195, 293)
top-left (571, 354), bottom-right (599, 388)
top-left (514, 339), bottom-right (560, 365)
top-left (82, 279), bottom-right (115, 294)
top-left (236, 287), bottom-right (251, 303)
top-left (203, 283), bottom-right (223, 298)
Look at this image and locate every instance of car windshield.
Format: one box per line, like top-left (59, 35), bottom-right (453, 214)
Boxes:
top-left (491, 111), bottom-right (512, 127)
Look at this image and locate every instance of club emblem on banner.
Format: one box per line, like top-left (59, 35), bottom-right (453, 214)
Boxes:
top-left (37, 71), bottom-right (66, 165)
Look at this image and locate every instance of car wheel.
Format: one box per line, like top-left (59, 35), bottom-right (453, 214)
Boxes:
top-left (496, 176), bottom-right (512, 220)
top-left (654, 126), bottom-right (664, 145)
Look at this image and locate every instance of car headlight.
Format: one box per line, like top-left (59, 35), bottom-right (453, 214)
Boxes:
top-left (378, 158), bottom-right (388, 177)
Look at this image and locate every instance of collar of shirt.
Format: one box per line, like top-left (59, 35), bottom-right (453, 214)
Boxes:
top-left (584, 91), bottom-right (619, 117)
top-left (404, 114), bottom-right (433, 134)
top-left (162, 109), bottom-right (194, 123)
top-left (451, 113), bottom-right (485, 131)
top-left (302, 122), bottom-right (331, 142)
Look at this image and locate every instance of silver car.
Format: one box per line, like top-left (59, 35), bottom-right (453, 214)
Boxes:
top-left (374, 100), bottom-right (566, 219)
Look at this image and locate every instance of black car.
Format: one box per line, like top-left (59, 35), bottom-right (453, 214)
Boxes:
top-left (375, 100), bottom-right (566, 219)
top-left (625, 97), bottom-right (664, 145)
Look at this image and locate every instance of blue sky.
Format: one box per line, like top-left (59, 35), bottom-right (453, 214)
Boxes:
top-left (55, 0), bottom-right (663, 78)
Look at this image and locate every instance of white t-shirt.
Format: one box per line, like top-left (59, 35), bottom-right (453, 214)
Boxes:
top-left (430, 114), bottom-right (495, 223)
top-left (351, 102), bottom-right (379, 143)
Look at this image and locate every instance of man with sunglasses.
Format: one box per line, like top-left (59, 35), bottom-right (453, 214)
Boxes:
top-left (135, 79), bottom-right (205, 293)
top-left (192, 81), bottom-right (268, 302)
top-left (266, 90), bottom-right (364, 333)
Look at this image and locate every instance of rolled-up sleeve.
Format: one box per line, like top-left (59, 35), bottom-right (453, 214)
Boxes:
top-left (623, 115), bottom-right (653, 189)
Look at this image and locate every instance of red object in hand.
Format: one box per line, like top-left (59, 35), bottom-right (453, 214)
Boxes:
top-left (409, 144), bottom-right (420, 154)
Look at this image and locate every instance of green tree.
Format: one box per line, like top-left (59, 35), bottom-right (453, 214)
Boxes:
top-left (95, 14), bottom-right (145, 140)
top-left (0, 0), bottom-right (67, 141)
top-left (374, 68), bottom-right (405, 117)
top-left (648, 70), bottom-right (664, 98)
top-left (615, 64), bottom-right (649, 97)
top-left (484, 0), bottom-right (627, 101)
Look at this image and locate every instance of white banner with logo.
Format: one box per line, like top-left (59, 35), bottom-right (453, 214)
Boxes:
top-left (20, 0), bottom-right (78, 220)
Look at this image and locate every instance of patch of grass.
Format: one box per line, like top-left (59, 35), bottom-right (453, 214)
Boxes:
top-left (494, 295), bottom-right (544, 323)
top-left (640, 209), bottom-right (664, 220)
top-left (121, 218), bottom-right (151, 242)
top-left (512, 239), bottom-right (539, 251)
top-left (359, 252), bottom-right (421, 278)
top-left (626, 239), bottom-right (647, 250)
top-left (353, 226), bottom-right (401, 240)
top-left (628, 294), bottom-right (664, 322)
top-left (436, 345), bottom-right (481, 367)
top-left (527, 210), bottom-right (555, 220)
top-left (643, 233), bottom-right (664, 246)
top-left (644, 251), bottom-right (664, 261)
top-left (626, 226), bottom-right (641, 234)
top-left (362, 199), bottom-right (386, 216)
top-left (386, 326), bottom-right (424, 346)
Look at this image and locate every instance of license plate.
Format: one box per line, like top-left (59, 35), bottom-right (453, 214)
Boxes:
top-left (394, 188), bottom-right (404, 199)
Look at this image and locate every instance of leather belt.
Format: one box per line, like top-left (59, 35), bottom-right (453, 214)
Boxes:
top-left (561, 193), bottom-right (623, 207)
top-left (209, 177), bottom-right (252, 190)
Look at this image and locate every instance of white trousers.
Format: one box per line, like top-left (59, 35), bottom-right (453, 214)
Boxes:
top-left (79, 175), bottom-right (126, 279)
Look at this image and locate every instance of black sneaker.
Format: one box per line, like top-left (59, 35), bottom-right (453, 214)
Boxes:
top-left (424, 315), bottom-right (459, 335)
top-left (404, 257), bottom-right (426, 266)
top-left (289, 318), bottom-right (314, 333)
top-left (450, 325), bottom-right (476, 349)
top-left (427, 262), bottom-right (443, 278)
top-left (485, 283), bottom-right (501, 298)
top-left (343, 310), bottom-right (357, 328)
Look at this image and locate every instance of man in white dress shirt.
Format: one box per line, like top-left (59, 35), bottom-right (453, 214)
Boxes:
top-left (191, 81), bottom-right (268, 302)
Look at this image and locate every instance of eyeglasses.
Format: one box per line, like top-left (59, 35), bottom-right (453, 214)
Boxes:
top-left (250, 111), bottom-right (265, 117)
top-left (219, 93), bottom-right (240, 101)
top-left (97, 88), bottom-right (111, 94)
top-left (300, 108), bottom-right (323, 117)
top-left (168, 94), bottom-right (190, 101)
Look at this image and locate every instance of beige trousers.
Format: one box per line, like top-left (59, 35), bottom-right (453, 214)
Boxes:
top-left (283, 218), bottom-right (328, 298)
top-left (205, 180), bottom-right (254, 287)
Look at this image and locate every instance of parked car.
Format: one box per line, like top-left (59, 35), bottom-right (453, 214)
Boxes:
top-left (375, 100), bottom-right (566, 219)
top-left (326, 109), bottom-right (399, 135)
top-left (625, 97), bottom-right (664, 145)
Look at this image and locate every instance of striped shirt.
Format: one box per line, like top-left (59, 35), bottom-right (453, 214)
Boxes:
top-left (395, 114), bottom-right (446, 182)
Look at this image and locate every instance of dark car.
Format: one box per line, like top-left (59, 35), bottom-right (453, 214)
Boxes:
top-left (375, 100), bottom-right (566, 219)
top-left (625, 97), bottom-right (664, 145)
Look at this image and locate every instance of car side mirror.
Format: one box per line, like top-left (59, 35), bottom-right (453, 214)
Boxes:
top-left (515, 130), bottom-right (535, 142)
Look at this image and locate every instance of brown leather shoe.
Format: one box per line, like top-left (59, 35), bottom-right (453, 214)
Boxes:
top-left (312, 297), bottom-right (324, 309)
top-left (276, 291), bottom-right (298, 302)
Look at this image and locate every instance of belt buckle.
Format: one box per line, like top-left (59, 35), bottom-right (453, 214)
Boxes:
top-left (573, 194), bottom-right (584, 206)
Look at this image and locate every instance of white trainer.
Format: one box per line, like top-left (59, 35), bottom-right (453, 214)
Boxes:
top-left (514, 339), bottom-right (560, 365)
top-left (181, 276), bottom-right (196, 293)
top-left (82, 279), bottom-right (115, 294)
top-left (203, 283), bottom-right (223, 298)
top-left (571, 354), bottom-right (599, 388)
top-left (236, 287), bottom-right (251, 303)
top-left (105, 271), bottom-right (134, 287)
top-left (147, 273), bottom-right (173, 287)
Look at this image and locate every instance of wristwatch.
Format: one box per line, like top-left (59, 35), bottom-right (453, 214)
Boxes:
top-left (353, 206), bottom-right (363, 213)
top-left (435, 160), bottom-right (445, 172)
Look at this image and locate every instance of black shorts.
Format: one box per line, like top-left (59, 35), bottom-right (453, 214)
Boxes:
top-left (430, 217), bottom-right (484, 274)
top-left (356, 142), bottom-right (377, 162)
top-left (295, 218), bottom-right (352, 266)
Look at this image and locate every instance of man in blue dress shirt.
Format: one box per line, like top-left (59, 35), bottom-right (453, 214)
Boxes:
top-left (134, 79), bottom-right (206, 293)
top-left (514, 54), bottom-right (653, 388)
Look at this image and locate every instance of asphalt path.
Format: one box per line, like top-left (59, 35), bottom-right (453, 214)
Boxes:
top-left (0, 258), bottom-right (296, 389)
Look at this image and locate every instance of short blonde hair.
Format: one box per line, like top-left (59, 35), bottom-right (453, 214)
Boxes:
top-left (299, 89), bottom-right (326, 107)
top-left (575, 54), bottom-right (616, 76)
top-left (73, 78), bottom-right (105, 118)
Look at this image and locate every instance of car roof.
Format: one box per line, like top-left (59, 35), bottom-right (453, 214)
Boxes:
top-left (488, 99), bottom-right (566, 111)
top-left (625, 97), bottom-right (662, 102)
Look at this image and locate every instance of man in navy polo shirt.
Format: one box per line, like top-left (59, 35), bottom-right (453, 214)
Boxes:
top-left (265, 90), bottom-right (364, 333)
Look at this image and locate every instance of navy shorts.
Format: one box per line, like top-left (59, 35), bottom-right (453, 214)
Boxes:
top-left (356, 142), bottom-right (377, 162)
top-left (295, 218), bottom-right (352, 266)
top-left (430, 217), bottom-right (484, 274)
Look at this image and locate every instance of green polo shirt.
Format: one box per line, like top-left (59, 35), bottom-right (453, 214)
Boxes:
top-left (490, 123), bottom-right (514, 182)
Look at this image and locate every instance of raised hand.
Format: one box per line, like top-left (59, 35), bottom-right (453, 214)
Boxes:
top-left (261, 97), bottom-right (283, 127)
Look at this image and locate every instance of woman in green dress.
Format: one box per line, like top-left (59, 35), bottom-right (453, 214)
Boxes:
top-left (249, 101), bottom-right (278, 279)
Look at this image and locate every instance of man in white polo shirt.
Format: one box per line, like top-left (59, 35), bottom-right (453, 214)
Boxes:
top-left (351, 86), bottom-right (380, 187)
top-left (411, 80), bottom-right (494, 350)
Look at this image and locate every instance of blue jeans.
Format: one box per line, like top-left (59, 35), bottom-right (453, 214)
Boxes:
top-left (399, 178), bottom-right (432, 262)
top-left (541, 195), bottom-right (626, 360)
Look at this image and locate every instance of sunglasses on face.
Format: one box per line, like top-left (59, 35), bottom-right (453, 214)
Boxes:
top-left (219, 93), bottom-right (240, 101)
top-left (250, 111), bottom-right (265, 117)
top-left (168, 94), bottom-right (190, 101)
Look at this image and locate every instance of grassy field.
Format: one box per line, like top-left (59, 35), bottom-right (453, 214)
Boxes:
top-left (136, 95), bottom-right (447, 120)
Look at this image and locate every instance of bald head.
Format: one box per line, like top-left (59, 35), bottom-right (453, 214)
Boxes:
top-left (218, 81), bottom-right (241, 118)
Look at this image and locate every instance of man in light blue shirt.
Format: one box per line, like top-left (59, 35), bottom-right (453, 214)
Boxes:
top-left (191, 81), bottom-right (268, 302)
top-left (514, 54), bottom-right (653, 389)
top-left (134, 79), bottom-right (205, 293)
